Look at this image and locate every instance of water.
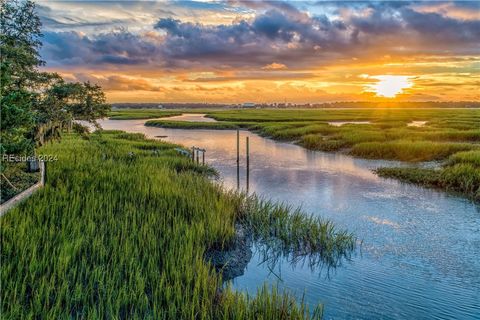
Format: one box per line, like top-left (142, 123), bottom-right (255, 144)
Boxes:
top-left (98, 119), bottom-right (480, 320)
top-left (408, 121), bottom-right (428, 127)
top-left (328, 121), bottom-right (371, 126)
top-left (158, 113), bottom-right (216, 122)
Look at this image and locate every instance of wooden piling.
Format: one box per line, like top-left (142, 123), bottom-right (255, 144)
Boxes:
top-left (246, 136), bottom-right (249, 192)
top-left (237, 130), bottom-right (240, 189)
top-left (236, 130), bottom-right (240, 164)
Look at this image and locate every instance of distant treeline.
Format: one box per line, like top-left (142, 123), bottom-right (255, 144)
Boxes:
top-left (112, 103), bottom-right (224, 109)
top-left (112, 101), bottom-right (479, 109)
top-left (312, 101), bottom-right (480, 109)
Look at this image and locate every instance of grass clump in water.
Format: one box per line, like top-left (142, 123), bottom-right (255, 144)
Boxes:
top-left (350, 140), bottom-right (475, 162)
top-left (299, 135), bottom-right (348, 152)
top-left (238, 196), bottom-right (355, 269)
top-left (0, 131), bottom-right (354, 319)
top-left (447, 150), bottom-right (480, 167)
top-left (376, 150), bottom-right (480, 200)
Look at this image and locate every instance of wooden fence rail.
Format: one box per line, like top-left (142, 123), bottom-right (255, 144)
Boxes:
top-left (0, 161), bottom-right (46, 217)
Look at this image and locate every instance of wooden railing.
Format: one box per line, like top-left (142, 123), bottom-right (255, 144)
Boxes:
top-left (0, 161), bottom-right (46, 216)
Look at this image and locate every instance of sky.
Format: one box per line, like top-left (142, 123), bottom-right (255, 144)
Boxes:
top-left (37, 0), bottom-right (480, 103)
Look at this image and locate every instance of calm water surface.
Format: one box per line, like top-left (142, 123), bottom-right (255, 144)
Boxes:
top-left (157, 113), bottom-right (216, 122)
top-left (327, 121), bottom-right (371, 126)
top-left (99, 119), bottom-right (480, 320)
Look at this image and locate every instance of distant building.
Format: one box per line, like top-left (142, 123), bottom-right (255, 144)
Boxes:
top-left (157, 104), bottom-right (164, 109)
top-left (242, 102), bottom-right (255, 108)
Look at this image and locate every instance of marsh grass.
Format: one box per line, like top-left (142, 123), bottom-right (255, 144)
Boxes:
top-left (447, 150), bottom-right (480, 167)
top-left (376, 150), bottom-right (480, 200)
top-left (238, 196), bottom-right (355, 271)
top-left (299, 135), bottom-right (348, 152)
top-left (0, 131), bottom-right (354, 319)
top-left (350, 140), bottom-right (476, 162)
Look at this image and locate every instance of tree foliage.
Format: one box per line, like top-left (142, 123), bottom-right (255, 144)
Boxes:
top-left (1, 0), bottom-right (110, 155)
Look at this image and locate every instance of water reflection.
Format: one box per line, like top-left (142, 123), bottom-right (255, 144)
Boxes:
top-left (252, 241), bottom-right (355, 282)
top-left (159, 113), bottom-right (217, 122)
top-left (407, 121), bottom-right (427, 127)
top-left (328, 121), bottom-right (371, 126)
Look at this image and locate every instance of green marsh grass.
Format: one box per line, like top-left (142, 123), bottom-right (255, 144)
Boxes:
top-left (376, 149), bottom-right (480, 200)
top-left (239, 196), bottom-right (355, 269)
top-left (376, 165), bottom-right (480, 201)
top-left (447, 150), bottom-right (480, 167)
top-left (350, 140), bottom-right (476, 162)
top-left (0, 131), bottom-right (354, 319)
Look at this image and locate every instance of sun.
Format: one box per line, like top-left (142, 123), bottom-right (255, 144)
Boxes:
top-left (365, 75), bottom-right (413, 98)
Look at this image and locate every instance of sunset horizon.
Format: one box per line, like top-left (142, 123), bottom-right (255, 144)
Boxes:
top-left (37, 1), bottom-right (480, 103)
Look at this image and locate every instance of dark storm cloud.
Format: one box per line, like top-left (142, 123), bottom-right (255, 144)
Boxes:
top-left (153, 8), bottom-right (350, 67)
top-left (40, 1), bottom-right (480, 70)
top-left (42, 31), bottom-right (161, 67)
top-left (401, 7), bottom-right (480, 43)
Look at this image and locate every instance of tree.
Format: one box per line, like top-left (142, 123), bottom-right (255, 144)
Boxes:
top-left (1, 0), bottom-right (110, 154)
top-left (34, 80), bottom-right (110, 144)
top-left (1, 0), bottom-right (42, 154)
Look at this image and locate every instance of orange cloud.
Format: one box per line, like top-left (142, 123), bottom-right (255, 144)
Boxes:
top-left (262, 62), bottom-right (288, 70)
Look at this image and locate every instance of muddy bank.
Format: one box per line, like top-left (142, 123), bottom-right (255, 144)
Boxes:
top-left (205, 223), bottom-right (252, 282)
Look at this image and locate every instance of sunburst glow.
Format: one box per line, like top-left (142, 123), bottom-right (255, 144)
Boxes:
top-left (366, 75), bottom-right (414, 98)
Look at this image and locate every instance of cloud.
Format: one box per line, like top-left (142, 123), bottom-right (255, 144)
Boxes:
top-left (68, 73), bottom-right (163, 91)
top-left (41, 30), bottom-right (162, 68)
top-left (40, 1), bottom-right (480, 72)
top-left (184, 70), bottom-right (315, 82)
top-left (262, 62), bottom-right (288, 70)
top-left (152, 9), bottom-right (351, 68)
top-left (401, 7), bottom-right (480, 45)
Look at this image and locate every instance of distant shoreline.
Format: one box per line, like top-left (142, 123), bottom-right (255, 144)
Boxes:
top-left (110, 101), bottom-right (480, 110)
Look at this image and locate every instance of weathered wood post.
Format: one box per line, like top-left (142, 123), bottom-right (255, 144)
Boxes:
top-left (236, 130), bottom-right (240, 164)
top-left (246, 136), bottom-right (250, 192)
top-left (236, 130), bottom-right (240, 189)
top-left (191, 146), bottom-right (195, 162)
top-left (196, 149), bottom-right (200, 164)
top-left (202, 150), bottom-right (205, 165)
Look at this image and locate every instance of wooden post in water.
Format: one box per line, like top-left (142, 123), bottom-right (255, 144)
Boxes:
top-left (202, 150), bottom-right (205, 165)
top-left (191, 147), bottom-right (195, 162)
top-left (236, 130), bottom-right (240, 189)
top-left (196, 149), bottom-right (199, 164)
top-left (236, 130), bottom-right (240, 164)
top-left (246, 136), bottom-right (249, 192)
